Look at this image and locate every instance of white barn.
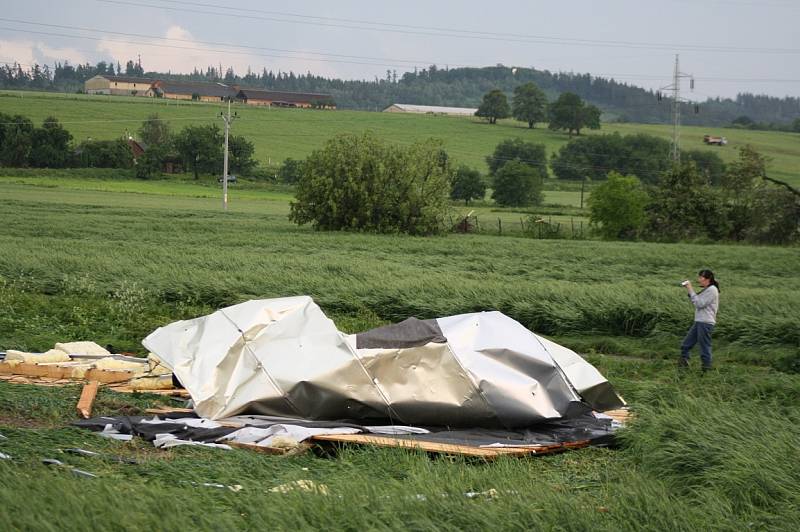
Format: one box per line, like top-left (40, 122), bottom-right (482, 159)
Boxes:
top-left (383, 103), bottom-right (478, 116)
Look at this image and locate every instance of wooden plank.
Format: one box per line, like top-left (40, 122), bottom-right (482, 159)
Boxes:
top-left (76, 381), bottom-right (100, 419)
top-left (0, 362), bottom-right (134, 383)
top-left (83, 368), bottom-right (137, 384)
top-left (311, 433), bottom-right (538, 458)
top-left (145, 407), bottom-right (195, 415)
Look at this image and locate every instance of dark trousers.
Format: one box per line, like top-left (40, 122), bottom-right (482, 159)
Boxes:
top-left (681, 321), bottom-right (715, 368)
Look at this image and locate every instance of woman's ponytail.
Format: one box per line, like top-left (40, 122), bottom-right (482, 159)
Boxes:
top-left (698, 269), bottom-right (720, 293)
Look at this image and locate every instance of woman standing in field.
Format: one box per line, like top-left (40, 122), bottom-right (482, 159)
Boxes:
top-left (679, 269), bottom-right (720, 371)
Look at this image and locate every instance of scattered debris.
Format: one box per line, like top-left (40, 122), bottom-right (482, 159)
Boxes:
top-left (76, 381), bottom-right (100, 419)
top-left (465, 488), bottom-right (500, 499)
top-left (61, 448), bottom-right (138, 464)
top-left (181, 481), bottom-right (243, 492)
top-left (42, 457), bottom-right (97, 478)
top-left (268, 480), bottom-right (329, 495)
top-left (71, 469), bottom-right (97, 479)
top-left (0, 452), bottom-right (11, 460)
top-left (0, 340), bottom-right (189, 396)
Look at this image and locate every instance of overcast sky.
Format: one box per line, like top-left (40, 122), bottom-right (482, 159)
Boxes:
top-left (1, 0), bottom-right (798, 99)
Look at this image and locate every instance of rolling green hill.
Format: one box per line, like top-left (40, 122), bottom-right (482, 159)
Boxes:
top-left (2, 90), bottom-right (799, 185)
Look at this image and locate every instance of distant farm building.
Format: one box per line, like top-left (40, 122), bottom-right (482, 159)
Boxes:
top-left (236, 88), bottom-right (335, 108)
top-left (83, 76), bottom-right (334, 109)
top-left (383, 103), bottom-right (478, 116)
top-left (84, 75), bottom-right (154, 96)
top-left (150, 80), bottom-right (238, 102)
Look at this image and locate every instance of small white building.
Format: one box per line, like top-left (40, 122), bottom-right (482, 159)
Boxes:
top-left (383, 103), bottom-right (478, 116)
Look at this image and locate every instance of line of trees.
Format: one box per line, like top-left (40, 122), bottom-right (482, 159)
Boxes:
top-left (589, 146), bottom-right (800, 244)
top-left (0, 113), bottom-right (133, 169)
top-left (0, 112), bottom-right (257, 179)
top-left (3, 61), bottom-right (799, 126)
top-left (475, 84), bottom-right (601, 136)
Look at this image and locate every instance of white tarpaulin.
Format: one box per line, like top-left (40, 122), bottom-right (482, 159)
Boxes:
top-left (143, 296), bottom-right (624, 428)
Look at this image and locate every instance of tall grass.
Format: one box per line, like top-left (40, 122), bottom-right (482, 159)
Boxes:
top-left (1, 180), bottom-right (798, 354)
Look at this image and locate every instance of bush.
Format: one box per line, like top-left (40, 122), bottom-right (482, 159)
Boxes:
top-left (77, 139), bottom-right (133, 168)
top-left (289, 132), bottom-right (452, 235)
top-left (491, 160), bottom-right (543, 207)
top-left (683, 149), bottom-right (726, 185)
top-left (277, 158), bottom-right (305, 185)
top-left (588, 172), bottom-right (649, 239)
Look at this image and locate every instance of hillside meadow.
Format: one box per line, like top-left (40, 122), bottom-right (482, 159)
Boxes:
top-left (2, 90), bottom-right (799, 185)
top-left (1, 176), bottom-right (799, 529)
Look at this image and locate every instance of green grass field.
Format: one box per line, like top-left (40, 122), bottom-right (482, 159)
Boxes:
top-left (1, 174), bottom-right (799, 529)
top-left (2, 90), bottom-right (799, 185)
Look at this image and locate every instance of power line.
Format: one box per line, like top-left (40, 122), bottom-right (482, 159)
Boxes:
top-left (97, 0), bottom-right (800, 55)
top-left (2, 22), bottom-right (800, 86)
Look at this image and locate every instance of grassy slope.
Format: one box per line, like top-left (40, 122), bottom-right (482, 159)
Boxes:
top-left (2, 90), bottom-right (799, 185)
top-left (0, 178), bottom-right (798, 529)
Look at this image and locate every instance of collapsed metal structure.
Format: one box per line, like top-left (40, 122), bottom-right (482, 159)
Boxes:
top-left (144, 296), bottom-right (624, 427)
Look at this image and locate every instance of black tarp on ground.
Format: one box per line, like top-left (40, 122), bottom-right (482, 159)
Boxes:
top-left (73, 413), bottom-right (617, 449)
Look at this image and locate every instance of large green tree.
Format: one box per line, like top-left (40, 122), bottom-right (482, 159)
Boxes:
top-left (512, 82), bottom-right (548, 128)
top-left (290, 132), bottom-right (452, 235)
top-left (228, 135), bottom-right (257, 175)
top-left (30, 117), bottom-right (72, 168)
top-left (450, 165), bottom-right (486, 205)
top-left (588, 172), bottom-right (649, 240)
top-left (486, 138), bottom-right (548, 178)
top-left (138, 114), bottom-right (171, 147)
top-left (475, 89), bottom-right (510, 124)
top-left (0, 113), bottom-right (34, 167)
top-left (174, 124), bottom-right (223, 179)
top-left (491, 159), bottom-right (544, 207)
top-left (548, 92), bottom-right (601, 136)
top-left (644, 162), bottom-right (725, 241)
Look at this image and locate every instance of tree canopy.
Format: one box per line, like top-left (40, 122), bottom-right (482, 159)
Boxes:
top-left (588, 172), bottom-right (649, 240)
top-left (290, 132), bottom-right (452, 235)
top-left (475, 89), bottom-right (510, 124)
top-left (491, 159), bottom-right (544, 207)
top-left (486, 138), bottom-right (548, 178)
top-left (450, 165), bottom-right (486, 205)
top-left (173, 125), bottom-right (223, 179)
top-left (548, 92), bottom-right (601, 136)
top-left (512, 82), bottom-right (548, 128)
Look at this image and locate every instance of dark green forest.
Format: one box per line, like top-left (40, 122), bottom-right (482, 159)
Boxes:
top-left (2, 60), bottom-right (799, 127)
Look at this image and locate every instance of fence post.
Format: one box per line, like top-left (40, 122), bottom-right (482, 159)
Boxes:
top-left (498, 218), bottom-right (502, 235)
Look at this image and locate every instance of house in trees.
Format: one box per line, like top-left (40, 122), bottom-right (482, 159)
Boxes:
top-left (236, 88), bottom-right (335, 108)
top-left (84, 75), bottom-right (154, 96)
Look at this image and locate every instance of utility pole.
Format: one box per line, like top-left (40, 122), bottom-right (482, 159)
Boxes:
top-left (659, 55), bottom-right (694, 164)
top-left (220, 98), bottom-right (237, 211)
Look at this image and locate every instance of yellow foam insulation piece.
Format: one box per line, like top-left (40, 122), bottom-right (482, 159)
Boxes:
top-left (146, 353), bottom-right (173, 376)
top-left (269, 436), bottom-right (301, 450)
top-left (130, 375), bottom-right (174, 391)
top-left (54, 341), bottom-right (110, 357)
top-left (5, 349), bottom-right (72, 366)
top-left (269, 480), bottom-right (329, 495)
top-left (69, 365), bottom-right (93, 379)
top-left (93, 357), bottom-right (148, 373)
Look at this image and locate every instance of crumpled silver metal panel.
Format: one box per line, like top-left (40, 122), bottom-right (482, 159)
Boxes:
top-left (143, 296), bottom-right (624, 427)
